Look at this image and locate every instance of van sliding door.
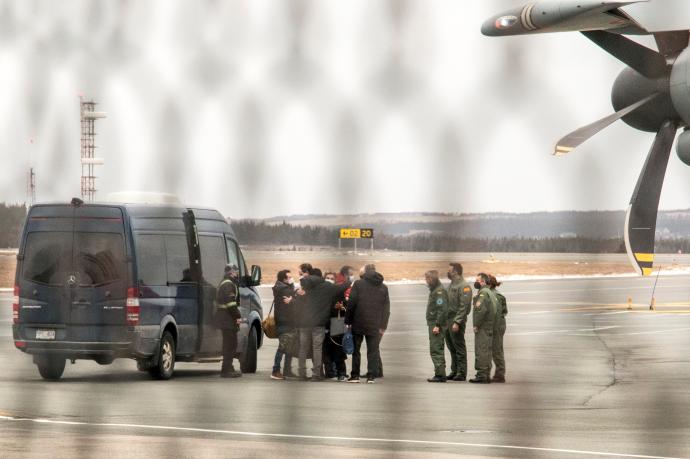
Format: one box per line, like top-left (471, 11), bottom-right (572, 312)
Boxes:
top-left (182, 210), bottom-right (204, 352)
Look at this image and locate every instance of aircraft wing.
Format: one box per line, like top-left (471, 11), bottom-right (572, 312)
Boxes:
top-left (482, 0), bottom-right (690, 37)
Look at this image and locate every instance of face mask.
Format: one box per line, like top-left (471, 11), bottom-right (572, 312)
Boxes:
top-left (325, 279), bottom-right (334, 284)
top-left (447, 272), bottom-right (453, 280)
top-left (348, 275), bottom-right (355, 282)
top-left (474, 281), bottom-right (482, 290)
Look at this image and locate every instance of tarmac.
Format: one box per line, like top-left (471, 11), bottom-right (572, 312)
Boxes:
top-left (0, 276), bottom-right (689, 458)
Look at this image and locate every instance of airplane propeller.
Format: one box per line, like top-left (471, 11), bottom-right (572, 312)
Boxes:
top-left (482, 1), bottom-right (690, 276)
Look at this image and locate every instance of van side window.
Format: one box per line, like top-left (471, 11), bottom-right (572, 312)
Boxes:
top-left (225, 238), bottom-right (246, 278)
top-left (134, 234), bottom-right (167, 286)
top-left (199, 235), bottom-right (227, 286)
top-left (164, 235), bottom-right (191, 283)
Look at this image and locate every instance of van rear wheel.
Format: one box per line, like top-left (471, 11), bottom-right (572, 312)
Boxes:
top-left (35, 355), bottom-right (66, 380)
top-left (240, 326), bottom-right (258, 373)
top-left (149, 331), bottom-right (175, 380)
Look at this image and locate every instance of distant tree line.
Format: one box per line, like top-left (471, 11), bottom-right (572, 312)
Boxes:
top-left (233, 220), bottom-right (340, 246)
top-left (232, 220), bottom-right (634, 253)
top-left (0, 210), bottom-right (687, 253)
top-left (0, 204), bottom-right (26, 248)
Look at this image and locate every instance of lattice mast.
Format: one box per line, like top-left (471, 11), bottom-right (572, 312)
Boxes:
top-left (26, 167), bottom-right (35, 207)
top-left (79, 96), bottom-right (106, 202)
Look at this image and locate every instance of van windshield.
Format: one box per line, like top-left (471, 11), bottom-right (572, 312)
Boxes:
top-left (23, 232), bottom-right (127, 286)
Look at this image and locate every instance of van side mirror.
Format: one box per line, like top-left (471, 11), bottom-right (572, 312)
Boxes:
top-left (250, 265), bottom-right (261, 286)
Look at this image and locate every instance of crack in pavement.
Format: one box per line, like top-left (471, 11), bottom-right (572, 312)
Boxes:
top-left (583, 315), bottom-right (618, 407)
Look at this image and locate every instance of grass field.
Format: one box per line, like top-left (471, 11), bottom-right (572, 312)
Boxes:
top-left (243, 251), bottom-right (635, 284)
top-left (0, 251), bottom-right (640, 289)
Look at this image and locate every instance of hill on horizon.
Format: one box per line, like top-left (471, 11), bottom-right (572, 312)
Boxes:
top-left (253, 209), bottom-right (690, 240)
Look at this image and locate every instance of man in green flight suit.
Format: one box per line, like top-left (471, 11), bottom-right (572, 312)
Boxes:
top-left (445, 263), bottom-right (473, 381)
top-left (469, 272), bottom-right (497, 384)
top-left (425, 270), bottom-right (449, 383)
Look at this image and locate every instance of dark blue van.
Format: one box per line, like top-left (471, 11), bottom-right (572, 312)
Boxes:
top-left (12, 198), bottom-right (263, 380)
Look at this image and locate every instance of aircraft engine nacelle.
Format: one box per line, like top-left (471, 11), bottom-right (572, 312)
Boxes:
top-left (676, 130), bottom-right (690, 166)
top-left (611, 67), bottom-right (678, 133)
top-left (670, 47), bottom-right (690, 127)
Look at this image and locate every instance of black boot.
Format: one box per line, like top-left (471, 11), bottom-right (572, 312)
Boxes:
top-left (427, 375), bottom-right (447, 383)
top-left (221, 366), bottom-right (242, 378)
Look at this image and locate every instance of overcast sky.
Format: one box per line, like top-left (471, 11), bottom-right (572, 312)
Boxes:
top-left (1, 0), bottom-right (690, 219)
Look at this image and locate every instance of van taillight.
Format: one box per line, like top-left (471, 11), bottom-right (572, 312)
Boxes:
top-left (12, 285), bottom-right (19, 324)
top-left (126, 287), bottom-right (140, 326)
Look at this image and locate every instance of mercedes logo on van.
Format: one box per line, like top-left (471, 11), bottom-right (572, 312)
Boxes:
top-left (67, 275), bottom-right (77, 287)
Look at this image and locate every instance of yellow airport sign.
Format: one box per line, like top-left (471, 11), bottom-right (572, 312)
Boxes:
top-left (339, 228), bottom-right (375, 239)
top-left (340, 228), bottom-right (361, 239)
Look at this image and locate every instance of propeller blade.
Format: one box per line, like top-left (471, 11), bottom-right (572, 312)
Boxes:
top-left (581, 30), bottom-right (668, 79)
top-left (554, 93), bottom-right (658, 155)
top-left (624, 120), bottom-right (678, 276)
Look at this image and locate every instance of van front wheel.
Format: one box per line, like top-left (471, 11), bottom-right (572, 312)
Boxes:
top-left (149, 331), bottom-right (175, 380)
top-left (35, 355), bottom-right (66, 380)
top-left (240, 326), bottom-right (258, 373)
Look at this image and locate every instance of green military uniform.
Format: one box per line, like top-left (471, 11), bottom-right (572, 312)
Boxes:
top-left (215, 276), bottom-right (242, 376)
top-left (444, 278), bottom-right (473, 378)
top-left (492, 290), bottom-right (508, 380)
top-left (426, 283), bottom-right (449, 377)
top-left (472, 286), bottom-right (497, 381)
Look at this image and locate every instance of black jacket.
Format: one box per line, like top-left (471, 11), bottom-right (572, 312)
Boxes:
top-left (214, 276), bottom-right (241, 330)
top-left (298, 276), bottom-right (350, 328)
top-left (272, 280), bottom-right (296, 330)
top-left (345, 271), bottom-right (390, 336)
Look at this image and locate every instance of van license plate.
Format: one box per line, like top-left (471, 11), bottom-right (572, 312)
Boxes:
top-left (36, 330), bottom-right (56, 340)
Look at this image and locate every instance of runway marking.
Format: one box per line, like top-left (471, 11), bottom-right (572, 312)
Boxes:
top-left (508, 326), bottom-right (621, 336)
top-left (510, 284), bottom-right (690, 295)
top-left (0, 415), bottom-right (683, 459)
top-left (614, 327), bottom-right (690, 336)
top-left (511, 310), bottom-right (552, 315)
top-left (561, 303), bottom-right (690, 313)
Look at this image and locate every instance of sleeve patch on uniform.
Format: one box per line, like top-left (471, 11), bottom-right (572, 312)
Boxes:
top-left (463, 287), bottom-right (470, 293)
top-left (436, 298), bottom-right (444, 305)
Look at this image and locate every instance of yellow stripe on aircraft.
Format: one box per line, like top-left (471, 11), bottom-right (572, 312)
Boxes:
top-left (554, 146), bottom-right (573, 156)
top-left (635, 253), bottom-right (654, 263)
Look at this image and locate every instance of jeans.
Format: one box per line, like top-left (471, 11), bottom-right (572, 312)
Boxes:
top-left (273, 330), bottom-right (296, 373)
top-left (299, 327), bottom-right (326, 378)
top-left (351, 333), bottom-right (381, 378)
top-left (273, 350), bottom-right (293, 373)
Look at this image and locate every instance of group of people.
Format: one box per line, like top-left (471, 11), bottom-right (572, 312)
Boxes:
top-left (212, 261), bottom-right (507, 384)
top-left (271, 263), bottom-right (390, 383)
top-left (425, 264), bottom-right (508, 383)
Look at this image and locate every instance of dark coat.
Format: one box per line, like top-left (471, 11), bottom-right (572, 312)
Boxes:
top-left (214, 276), bottom-right (241, 330)
top-left (345, 271), bottom-right (390, 336)
top-left (272, 280), bottom-right (296, 332)
top-left (298, 275), bottom-right (350, 328)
